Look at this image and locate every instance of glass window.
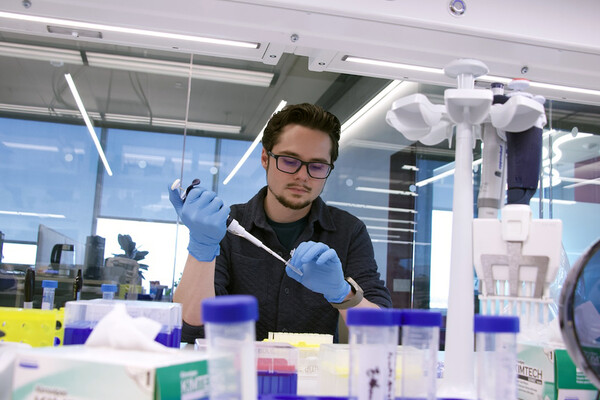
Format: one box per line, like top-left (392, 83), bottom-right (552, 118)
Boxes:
top-left (101, 128), bottom-right (217, 222)
top-left (0, 118), bottom-right (98, 249)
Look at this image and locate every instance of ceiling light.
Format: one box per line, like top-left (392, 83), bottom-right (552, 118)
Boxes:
top-left (222, 100), bottom-right (287, 185)
top-left (561, 177), bottom-right (600, 189)
top-left (87, 53), bottom-right (273, 87)
top-left (149, 117), bottom-right (241, 134)
top-left (0, 210), bottom-right (65, 219)
top-left (326, 200), bottom-right (417, 214)
top-left (344, 56), bottom-right (600, 98)
top-left (341, 80), bottom-right (404, 134)
top-left (529, 198), bottom-right (577, 205)
top-left (0, 104), bottom-right (241, 134)
top-left (415, 158), bottom-right (482, 187)
top-left (64, 73), bottom-right (113, 176)
top-left (0, 11), bottom-right (260, 49)
top-left (0, 42), bottom-right (83, 65)
top-left (343, 56), bottom-right (444, 75)
top-left (0, 42), bottom-right (273, 87)
top-left (355, 186), bottom-right (417, 196)
top-left (0, 103), bottom-right (81, 118)
top-left (367, 225), bottom-right (416, 233)
top-left (2, 141), bottom-right (59, 152)
top-left (345, 139), bottom-right (408, 152)
top-left (358, 216), bottom-right (416, 225)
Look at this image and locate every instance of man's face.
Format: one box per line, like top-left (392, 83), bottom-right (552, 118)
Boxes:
top-left (261, 124), bottom-right (332, 211)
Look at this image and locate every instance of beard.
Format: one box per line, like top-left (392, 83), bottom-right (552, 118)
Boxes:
top-left (268, 185), bottom-right (312, 210)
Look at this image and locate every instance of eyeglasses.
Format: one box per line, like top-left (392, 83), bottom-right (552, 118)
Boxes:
top-left (267, 151), bottom-right (333, 179)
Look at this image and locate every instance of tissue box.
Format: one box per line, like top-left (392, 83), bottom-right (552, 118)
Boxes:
top-left (63, 299), bottom-right (181, 348)
top-left (517, 343), bottom-right (599, 400)
top-left (12, 345), bottom-right (209, 400)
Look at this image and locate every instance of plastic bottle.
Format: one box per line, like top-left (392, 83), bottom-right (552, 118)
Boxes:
top-left (202, 295), bottom-right (259, 400)
top-left (101, 283), bottom-right (118, 300)
top-left (399, 309), bottom-right (442, 400)
top-left (474, 314), bottom-right (520, 400)
top-left (73, 268), bottom-right (83, 300)
top-left (41, 279), bottom-right (58, 310)
top-left (347, 308), bottom-right (400, 400)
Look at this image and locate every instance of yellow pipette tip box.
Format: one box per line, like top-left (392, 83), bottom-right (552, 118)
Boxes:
top-left (0, 307), bottom-right (64, 347)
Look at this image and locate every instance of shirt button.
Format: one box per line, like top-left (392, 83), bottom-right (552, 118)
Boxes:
top-left (284, 288), bottom-right (290, 295)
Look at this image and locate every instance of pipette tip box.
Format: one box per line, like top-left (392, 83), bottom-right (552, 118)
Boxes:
top-left (257, 341), bottom-right (299, 395)
top-left (62, 299), bottom-right (182, 348)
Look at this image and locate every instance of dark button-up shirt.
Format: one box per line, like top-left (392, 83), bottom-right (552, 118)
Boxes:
top-left (182, 186), bottom-right (392, 342)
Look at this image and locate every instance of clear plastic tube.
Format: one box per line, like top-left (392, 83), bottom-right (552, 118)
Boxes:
top-left (475, 315), bottom-right (520, 400)
top-left (101, 283), bottom-right (117, 300)
top-left (41, 280), bottom-right (57, 310)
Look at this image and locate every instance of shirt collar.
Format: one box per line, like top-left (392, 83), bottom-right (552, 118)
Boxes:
top-left (242, 186), bottom-right (336, 232)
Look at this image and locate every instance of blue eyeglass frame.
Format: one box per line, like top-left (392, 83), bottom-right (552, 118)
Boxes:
top-left (267, 151), bottom-right (334, 179)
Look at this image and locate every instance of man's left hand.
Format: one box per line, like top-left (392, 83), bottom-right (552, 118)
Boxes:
top-left (286, 241), bottom-right (351, 303)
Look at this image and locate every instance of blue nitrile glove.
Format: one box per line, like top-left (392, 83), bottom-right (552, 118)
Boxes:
top-left (168, 184), bottom-right (230, 262)
top-left (286, 241), bottom-right (351, 303)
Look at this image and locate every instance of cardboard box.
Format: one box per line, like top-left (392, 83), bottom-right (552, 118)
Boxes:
top-left (12, 346), bottom-right (209, 400)
top-left (517, 343), bottom-right (599, 400)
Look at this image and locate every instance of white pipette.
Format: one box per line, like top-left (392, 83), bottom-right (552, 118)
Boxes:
top-left (172, 179), bottom-right (302, 276)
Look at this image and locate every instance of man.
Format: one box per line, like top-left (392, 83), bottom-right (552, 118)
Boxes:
top-left (170, 103), bottom-right (392, 342)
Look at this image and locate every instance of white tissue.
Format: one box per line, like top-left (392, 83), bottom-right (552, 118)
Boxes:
top-left (85, 303), bottom-right (175, 353)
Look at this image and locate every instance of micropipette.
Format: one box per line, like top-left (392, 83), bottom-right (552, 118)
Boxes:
top-left (172, 179), bottom-right (303, 276)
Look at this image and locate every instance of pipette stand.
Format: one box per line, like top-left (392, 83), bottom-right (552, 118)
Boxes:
top-left (386, 58), bottom-right (556, 399)
top-left (473, 205), bottom-right (562, 331)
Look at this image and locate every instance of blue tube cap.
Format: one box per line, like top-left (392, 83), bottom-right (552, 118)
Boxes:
top-left (101, 284), bottom-right (118, 293)
top-left (401, 309), bottom-right (443, 327)
top-left (203, 295), bottom-right (259, 323)
top-left (474, 314), bottom-right (520, 333)
top-left (346, 308), bottom-right (399, 327)
top-left (41, 280), bottom-right (58, 289)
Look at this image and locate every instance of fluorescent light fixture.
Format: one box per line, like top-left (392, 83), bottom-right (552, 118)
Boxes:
top-left (346, 139), bottom-right (408, 152)
top-left (529, 82), bottom-right (600, 97)
top-left (358, 216), bottom-right (416, 225)
top-left (2, 141), bottom-right (59, 152)
top-left (0, 210), bottom-right (65, 219)
top-left (367, 225), bottom-right (416, 233)
top-left (356, 186), bottom-right (417, 197)
top-left (402, 165), bottom-right (419, 171)
top-left (344, 56), bottom-right (600, 97)
top-left (341, 80), bottom-right (404, 133)
top-left (150, 117), bottom-right (241, 134)
top-left (529, 198), bottom-right (577, 205)
top-left (561, 177), bottom-right (600, 189)
top-left (343, 56), bottom-right (444, 75)
top-left (86, 53), bottom-right (273, 87)
top-left (0, 42), bottom-right (83, 65)
top-left (0, 11), bottom-right (259, 49)
top-left (64, 73), bottom-right (113, 176)
top-left (371, 239), bottom-right (430, 246)
top-left (0, 104), bottom-right (240, 134)
top-left (469, 73), bottom-right (600, 97)
top-left (326, 200), bottom-right (417, 214)
top-left (222, 100), bottom-right (287, 185)
top-left (0, 42), bottom-right (272, 87)
top-left (0, 102), bottom-right (82, 118)
top-left (416, 158), bottom-right (482, 187)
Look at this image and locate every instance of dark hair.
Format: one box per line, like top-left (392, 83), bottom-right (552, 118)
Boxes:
top-left (262, 103), bottom-right (341, 163)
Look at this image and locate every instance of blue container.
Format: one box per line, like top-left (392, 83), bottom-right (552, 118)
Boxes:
top-left (63, 299), bottom-right (182, 348)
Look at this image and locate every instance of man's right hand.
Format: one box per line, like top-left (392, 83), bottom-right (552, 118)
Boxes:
top-left (169, 183), bottom-right (230, 261)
